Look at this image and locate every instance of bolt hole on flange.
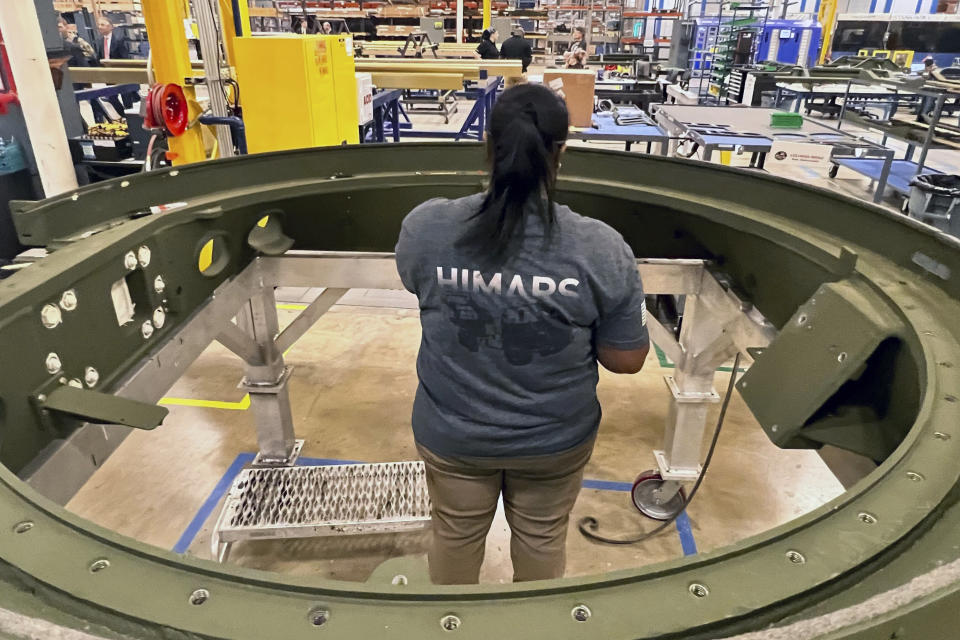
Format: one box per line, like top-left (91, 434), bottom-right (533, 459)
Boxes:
top-left (689, 583), bottom-right (709, 598)
top-left (189, 589), bottom-right (209, 606)
top-left (858, 512), bottom-right (878, 524)
top-left (571, 605), bottom-right (592, 622)
top-left (12, 521), bottom-right (33, 534)
top-left (786, 550), bottom-right (806, 564)
top-left (440, 614), bottom-right (461, 632)
top-left (308, 607), bottom-right (329, 627)
top-left (89, 559), bottom-right (110, 573)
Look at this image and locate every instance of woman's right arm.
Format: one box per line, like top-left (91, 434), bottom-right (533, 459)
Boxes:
top-left (594, 237), bottom-right (650, 375)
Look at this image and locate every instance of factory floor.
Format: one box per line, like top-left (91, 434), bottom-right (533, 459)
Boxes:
top-left (63, 91), bottom-right (957, 584)
top-left (67, 289), bottom-right (844, 583)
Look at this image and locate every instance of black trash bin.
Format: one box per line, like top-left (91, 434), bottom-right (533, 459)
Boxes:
top-left (908, 173), bottom-right (960, 238)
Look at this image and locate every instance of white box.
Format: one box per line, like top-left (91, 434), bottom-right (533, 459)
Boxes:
top-left (356, 72), bottom-right (374, 124)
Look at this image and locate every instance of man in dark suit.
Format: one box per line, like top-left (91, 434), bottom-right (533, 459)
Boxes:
top-left (95, 17), bottom-right (129, 61)
top-left (95, 17), bottom-right (140, 111)
top-left (499, 27), bottom-right (533, 74)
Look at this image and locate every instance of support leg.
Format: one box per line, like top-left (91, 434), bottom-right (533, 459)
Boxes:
top-left (240, 285), bottom-right (299, 465)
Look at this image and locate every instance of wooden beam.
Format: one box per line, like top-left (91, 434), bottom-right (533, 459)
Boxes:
top-left (368, 72), bottom-right (465, 90)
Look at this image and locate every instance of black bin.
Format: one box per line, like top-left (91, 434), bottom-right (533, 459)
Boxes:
top-left (908, 173), bottom-right (960, 238)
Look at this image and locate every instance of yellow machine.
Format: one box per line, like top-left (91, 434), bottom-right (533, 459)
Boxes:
top-left (233, 35), bottom-right (360, 153)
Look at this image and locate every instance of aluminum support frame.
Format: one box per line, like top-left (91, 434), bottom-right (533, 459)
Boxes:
top-left (651, 267), bottom-right (776, 496)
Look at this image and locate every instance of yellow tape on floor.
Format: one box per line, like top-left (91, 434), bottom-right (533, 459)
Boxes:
top-left (158, 303), bottom-right (313, 409)
top-left (159, 394), bottom-right (251, 411)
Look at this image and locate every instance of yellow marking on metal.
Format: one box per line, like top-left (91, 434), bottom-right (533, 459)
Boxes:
top-left (277, 303), bottom-right (308, 310)
top-left (198, 239), bottom-right (215, 273)
top-left (257, 215), bottom-right (270, 228)
top-left (159, 394), bottom-right (251, 411)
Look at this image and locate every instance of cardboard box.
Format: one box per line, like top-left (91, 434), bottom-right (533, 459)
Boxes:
top-left (542, 69), bottom-right (595, 128)
top-left (356, 72), bottom-right (374, 124)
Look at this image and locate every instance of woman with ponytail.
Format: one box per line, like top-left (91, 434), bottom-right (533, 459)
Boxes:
top-left (396, 84), bottom-right (650, 584)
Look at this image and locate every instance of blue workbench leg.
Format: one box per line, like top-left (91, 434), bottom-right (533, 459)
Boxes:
top-left (374, 106), bottom-right (385, 143)
top-left (391, 100), bottom-right (400, 143)
top-left (874, 156), bottom-right (893, 204)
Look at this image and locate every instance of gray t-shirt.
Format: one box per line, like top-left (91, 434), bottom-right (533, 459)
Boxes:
top-left (395, 193), bottom-right (649, 458)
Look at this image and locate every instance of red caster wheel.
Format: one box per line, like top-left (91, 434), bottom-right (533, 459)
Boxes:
top-left (631, 470), bottom-right (687, 521)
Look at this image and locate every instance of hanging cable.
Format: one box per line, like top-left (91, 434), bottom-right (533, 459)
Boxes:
top-left (578, 352), bottom-right (742, 545)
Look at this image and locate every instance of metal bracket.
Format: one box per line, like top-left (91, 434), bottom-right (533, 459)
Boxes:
top-left (653, 450), bottom-right (702, 482)
top-left (664, 375), bottom-right (720, 403)
top-left (252, 439), bottom-right (304, 468)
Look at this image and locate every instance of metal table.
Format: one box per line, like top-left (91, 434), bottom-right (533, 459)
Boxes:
top-left (654, 104), bottom-right (775, 168)
top-left (360, 89), bottom-right (403, 143)
top-left (775, 82), bottom-right (918, 119)
top-left (654, 105), bottom-right (897, 202)
top-left (593, 78), bottom-right (663, 111)
top-left (569, 111), bottom-right (669, 153)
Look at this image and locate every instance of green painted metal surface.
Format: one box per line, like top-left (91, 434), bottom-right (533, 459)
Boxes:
top-left (0, 143), bottom-right (958, 639)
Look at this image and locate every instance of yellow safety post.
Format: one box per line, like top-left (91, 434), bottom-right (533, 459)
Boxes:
top-left (483, 0), bottom-right (491, 30)
top-left (817, 0), bottom-right (838, 65)
top-left (141, 0), bottom-right (206, 165)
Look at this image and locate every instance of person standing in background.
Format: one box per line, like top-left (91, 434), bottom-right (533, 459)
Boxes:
top-left (95, 17), bottom-right (129, 61)
top-left (499, 27), bottom-right (533, 73)
top-left (58, 16), bottom-right (96, 67)
top-left (564, 26), bottom-right (587, 68)
top-left (476, 28), bottom-right (499, 60)
top-left (95, 17), bottom-right (139, 111)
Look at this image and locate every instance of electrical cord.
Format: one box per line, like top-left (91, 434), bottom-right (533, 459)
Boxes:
top-left (578, 352), bottom-right (742, 545)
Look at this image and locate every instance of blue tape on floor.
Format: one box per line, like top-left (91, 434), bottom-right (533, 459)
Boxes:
top-left (174, 454), bottom-right (699, 557)
top-left (172, 452), bottom-right (255, 554)
top-left (675, 511), bottom-right (698, 556)
top-left (581, 479), bottom-right (632, 492)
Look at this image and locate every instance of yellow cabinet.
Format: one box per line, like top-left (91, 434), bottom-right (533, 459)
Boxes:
top-left (234, 35), bottom-right (359, 154)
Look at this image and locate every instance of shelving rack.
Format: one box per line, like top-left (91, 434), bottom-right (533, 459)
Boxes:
top-left (543, 0), bottom-right (622, 55)
top-left (620, 9), bottom-right (682, 61)
top-left (699, 2), bottom-right (770, 104)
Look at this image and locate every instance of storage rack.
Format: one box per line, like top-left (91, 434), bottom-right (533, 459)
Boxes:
top-left (620, 9), bottom-right (682, 61)
top-left (699, 2), bottom-right (770, 104)
top-left (543, 0), bottom-right (622, 55)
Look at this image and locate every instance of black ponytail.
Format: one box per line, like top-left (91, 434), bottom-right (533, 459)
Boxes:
top-left (458, 84), bottom-right (569, 262)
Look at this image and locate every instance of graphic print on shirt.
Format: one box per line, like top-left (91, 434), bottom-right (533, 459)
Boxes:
top-left (437, 267), bottom-right (577, 366)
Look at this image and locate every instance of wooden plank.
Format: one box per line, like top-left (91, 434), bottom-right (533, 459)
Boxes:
top-left (369, 72), bottom-right (464, 90)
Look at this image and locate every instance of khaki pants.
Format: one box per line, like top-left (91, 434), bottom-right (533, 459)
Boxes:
top-left (417, 437), bottom-right (594, 584)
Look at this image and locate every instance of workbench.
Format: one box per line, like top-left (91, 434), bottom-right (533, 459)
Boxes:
top-left (359, 89), bottom-right (403, 144)
top-left (568, 111), bottom-right (669, 153)
top-left (593, 78), bottom-right (663, 112)
top-left (654, 104), bottom-right (775, 168)
top-left (775, 82), bottom-right (918, 119)
top-left (653, 105), bottom-right (897, 202)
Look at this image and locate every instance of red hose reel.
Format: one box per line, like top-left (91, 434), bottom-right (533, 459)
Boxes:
top-left (144, 83), bottom-right (189, 136)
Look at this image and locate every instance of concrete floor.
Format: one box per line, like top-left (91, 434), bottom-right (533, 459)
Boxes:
top-left (64, 91), bottom-right (959, 585)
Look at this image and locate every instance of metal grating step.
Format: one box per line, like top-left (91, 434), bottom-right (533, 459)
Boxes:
top-left (211, 461), bottom-right (431, 560)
